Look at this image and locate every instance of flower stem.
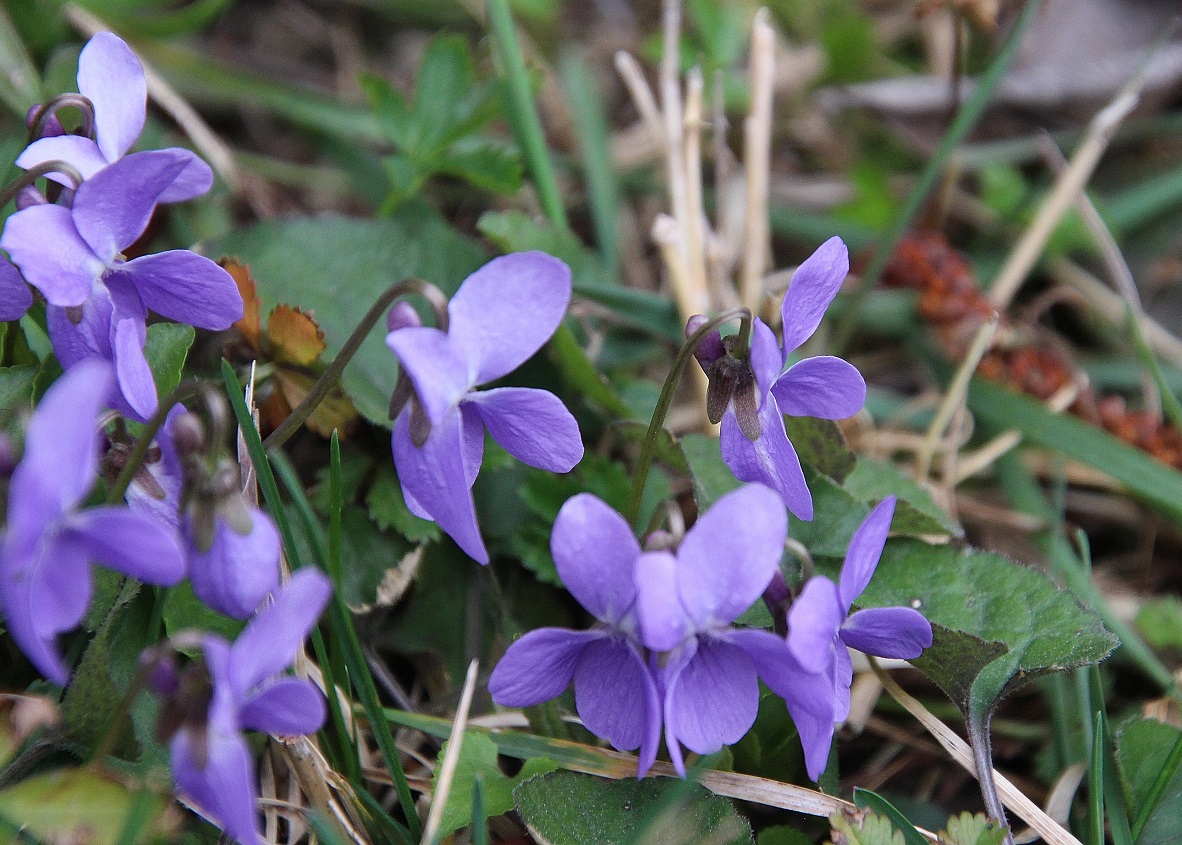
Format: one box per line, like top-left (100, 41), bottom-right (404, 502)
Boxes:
top-left (0, 159), bottom-right (84, 207)
top-left (262, 277), bottom-right (442, 452)
top-left (624, 307), bottom-right (750, 526)
top-left (967, 709), bottom-right (1015, 845)
top-left (27, 93), bottom-right (96, 143)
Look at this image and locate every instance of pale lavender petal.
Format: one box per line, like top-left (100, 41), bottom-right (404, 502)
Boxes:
top-left (0, 259), bottom-right (31, 321)
top-left (239, 678), bottom-right (325, 736)
top-left (63, 506), bottom-right (185, 584)
top-left (840, 607), bottom-right (932, 659)
top-left (832, 642), bottom-right (853, 723)
top-left (170, 727), bottom-right (261, 845)
top-left (47, 295), bottom-right (113, 368)
top-left (78, 32), bottom-right (146, 162)
top-left (663, 637), bottom-right (759, 756)
top-left (73, 151), bottom-right (187, 262)
top-left (113, 314), bottom-right (157, 422)
top-left (155, 149), bottom-right (215, 203)
top-left (749, 318), bottom-right (783, 401)
top-left (465, 387), bottom-right (582, 473)
top-left (550, 494), bottom-right (641, 626)
top-left (447, 252), bottom-right (572, 384)
top-left (786, 677), bottom-right (838, 782)
top-left (1, 204), bottom-right (104, 306)
top-left (398, 405), bottom-right (481, 520)
top-left (838, 497), bottom-right (896, 609)
top-left (121, 251), bottom-right (242, 329)
top-left (780, 236), bottom-right (848, 355)
top-left (385, 327), bottom-right (471, 424)
top-left (230, 568), bottom-right (330, 695)
top-left (573, 637), bottom-right (661, 764)
top-left (786, 576), bottom-right (842, 675)
top-left (720, 398), bottom-right (812, 520)
top-left (722, 627), bottom-right (797, 696)
top-left (634, 550), bottom-right (689, 652)
top-left (6, 360), bottom-right (111, 540)
top-left (488, 627), bottom-right (600, 707)
top-left (392, 408), bottom-right (487, 564)
top-left (771, 356), bottom-right (866, 420)
top-left (15, 135), bottom-right (109, 185)
top-left (0, 536), bottom-right (92, 685)
top-left (674, 485), bottom-right (786, 628)
top-left (187, 510), bottom-right (281, 620)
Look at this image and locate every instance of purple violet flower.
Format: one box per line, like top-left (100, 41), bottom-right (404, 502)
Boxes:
top-left (692, 237), bottom-right (866, 520)
top-left (168, 568), bottom-right (330, 845)
top-left (17, 32), bottom-right (212, 202)
top-left (0, 258), bottom-right (31, 322)
top-left (388, 251), bottom-right (584, 564)
top-left (786, 496), bottom-right (934, 779)
top-left (633, 484), bottom-right (827, 775)
top-left (0, 360), bottom-right (185, 684)
top-left (183, 506), bottom-right (281, 621)
top-left (489, 493), bottom-right (661, 777)
top-left (0, 150), bottom-right (242, 420)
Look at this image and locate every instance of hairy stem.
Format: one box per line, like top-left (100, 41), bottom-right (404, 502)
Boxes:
top-left (967, 709), bottom-right (1015, 845)
top-left (0, 159), bottom-right (84, 207)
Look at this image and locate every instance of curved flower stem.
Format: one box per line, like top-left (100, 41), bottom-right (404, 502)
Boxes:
top-left (624, 307), bottom-right (750, 526)
top-left (106, 378), bottom-right (211, 504)
top-left (967, 709), bottom-right (1015, 845)
top-left (262, 277), bottom-right (443, 452)
top-left (27, 93), bottom-right (97, 143)
top-left (0, 159), bottom-right (84, 207)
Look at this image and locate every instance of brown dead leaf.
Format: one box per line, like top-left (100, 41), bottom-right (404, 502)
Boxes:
top-left (223, 258), bottom-right (263, 349)
top-left (273, 369), bottom-right (358, 438)
top-left (267, 305), bottom-right (326, 367)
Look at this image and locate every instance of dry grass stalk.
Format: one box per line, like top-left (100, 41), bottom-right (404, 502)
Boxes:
top-left (422, 659), bottom-right (480, 844)
top-left (739, 9), bottom-right (775, 316)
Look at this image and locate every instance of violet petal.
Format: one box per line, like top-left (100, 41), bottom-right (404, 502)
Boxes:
top-left (155, 149), bottom-right (215, 203)
top-left (488, 627), bottom-right (600, 707)
top-left (113, 314), bottom-right (157, 422)
top-left (0, 204), bottom-right (104, 306)
top-left (771, 356), bottom-right (866, 420)
top-left (748, 318), bottom-right (783, 401)
top-left (663, 637), bottom-right (760, 756)
top-left (786, 576), bottom-right (843, 675)
top-left (838, 497), bottom-right (896, 609)
top-left (780, 236), bottom-right (848, 355)
top-left (550, 493), bottom-right (641, 626)
top-left (447, 251), bottom-right (572, 384)
top-left (73, 151), bottom-right (187, 262)
top-left (466, 387), bottom-right (583, 473)
top-left (840, 606), bottom-right (933, 659)
top-left (392, 407), bottom-right (487, 564)
top-left (63, 506), bottom-right (185, 585)
top-left (673, 484), bottom-right (786, 628)
top-left (229, 568), bottom-right (331, 696)
top-left (121, 250), bottom-right (242, 329)
top-left (14, 135), bottom-right (108, 186)
top-left (720, 398), bottom-right (812, 520)
top-left (187, 510), bottom-right (281, 620)
top-left (78, 31), bottom-right (146, 162)
top-left (0, 259), bottom-right (31, 324)
top-left (239, 678), bottom-right (325, 736)
top-left (573, 636), bottom-right (661, 762)
top-left (634, 550), bottom-right (688, 652)
top-left (170, 726), bottom-right (261, 845)
top-left (385, 327), bottom-right (471, 425)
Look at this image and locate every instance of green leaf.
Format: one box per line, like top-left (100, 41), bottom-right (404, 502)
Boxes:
top-left (681, 433), bottom-right (742, 511)
top-left (757, 827), bottom-right (814, 845)
top-left (793, 471), bottom-right (870, 559)
top-left (210, 211), bottom-right (488, 424)
top-left (1134, 596), bottom-right (1182, 651)
top-left (967, 378), bottom-right (1182, 524)
top-left (860, 539), bottom-right (1117, 719)
top-left (853, 789), bottom-right (929, 845)
top-left (785, 417), bottom-right (856, 483)
top-left (432, 732), bottom-right (556, 837)
top-left (143, 322), bottom-right (194, 401)
top-left (337, 505), bottom-right (415, 610)
top-left (514, 771), bottom-right (752, 845)
top-left (436, 139), bottom-right (523, 194)
top-left (826, 809), bottom-right (905, 845)
top-left (1117, 718), bottom-right (1182, 845)
top-left (0, 364), bottom-right (37, 412)
top-left (411, 35), bottom-right (488, 151)
top-left (359, 71), bottom-right (411, 149)
top-left (0, 770), bottom-right (171, 845)
top-left (843, 457), bottom-right (959, 537)
top-left (938, 812), bottom-right (1007, 845)
top-left (162, 581), bottom-right (245, 642)
top-left (366, 464), bottom-right (440, 544)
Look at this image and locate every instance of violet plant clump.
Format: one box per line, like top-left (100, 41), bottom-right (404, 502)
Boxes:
top-left (0, 360), bottom-right (185, 684)
top-left (152, 568), bottom-right (331, 845)
top-left (689, 236), bottom-right (866, 520)
top-left (386, 250), bottom-right (584, 563)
